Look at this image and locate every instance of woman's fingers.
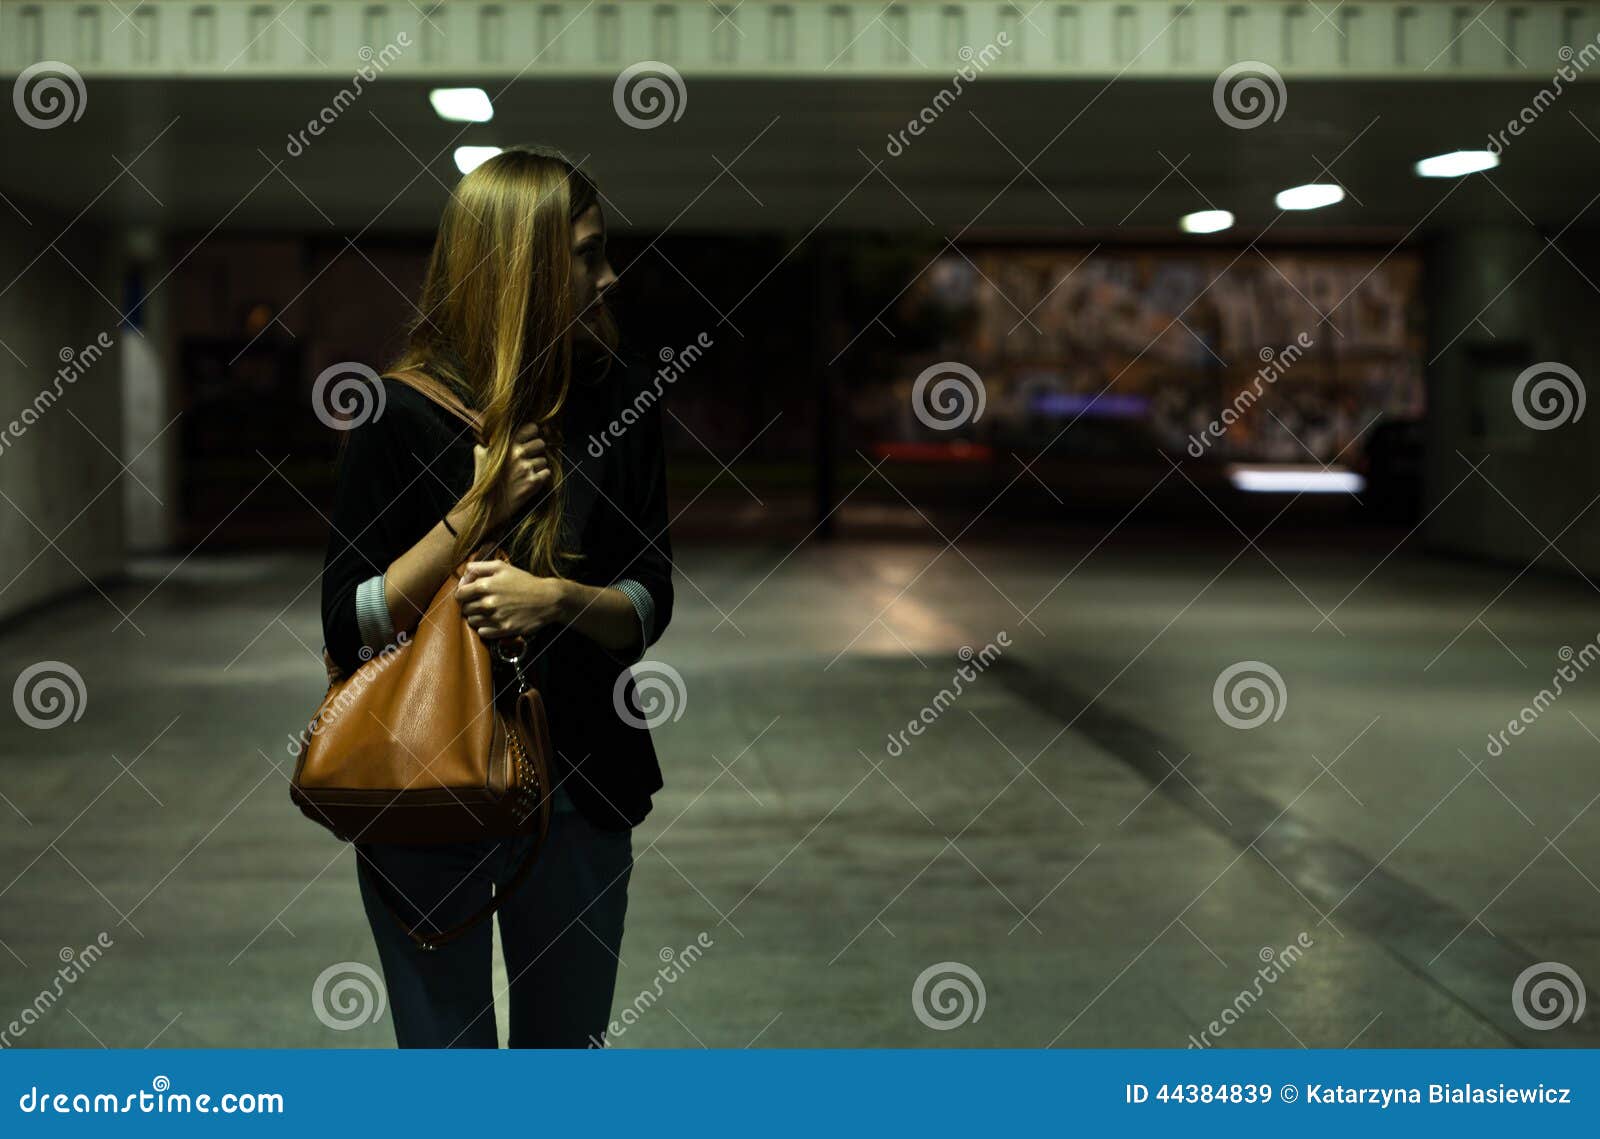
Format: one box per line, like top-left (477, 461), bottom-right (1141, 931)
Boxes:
top-left (470, 426), bottom-right (552, 527)
top-left (512, 466), bottom-right (551, 498)
top-left (458, 564), bottom-right (501, 591)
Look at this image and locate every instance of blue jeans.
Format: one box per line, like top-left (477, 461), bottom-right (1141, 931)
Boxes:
top-left (355, 791), bottom-right (634, 1048)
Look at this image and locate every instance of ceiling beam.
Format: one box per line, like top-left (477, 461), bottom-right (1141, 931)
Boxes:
top-left (2, 0), bottom-right (1595, 81)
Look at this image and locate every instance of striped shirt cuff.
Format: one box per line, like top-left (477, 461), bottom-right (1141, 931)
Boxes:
top-left (612, 578), bottom-right (655, 663)
top-left (354, 573), bottom-right (396, 656)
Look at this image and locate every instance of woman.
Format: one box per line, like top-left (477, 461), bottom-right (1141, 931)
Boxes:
top-left (318, 145), bottom-right (674, 1048)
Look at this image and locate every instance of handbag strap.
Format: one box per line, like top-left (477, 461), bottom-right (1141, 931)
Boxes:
top-left (362, 821), bottom-right (547, 953)
top-left (386, 368), bottom-right (483, 439)
top-left (385, 367), bottom-right (518, 559)
top-left (361, 693), bottom-right (556, 952)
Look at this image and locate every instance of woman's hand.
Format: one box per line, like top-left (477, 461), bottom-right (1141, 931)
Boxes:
top-left (455, 560), bottom-right (570, 641)
top-left (463, 423), bottom-right (549, 530)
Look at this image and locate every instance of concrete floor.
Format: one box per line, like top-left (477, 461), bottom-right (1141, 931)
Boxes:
top-left (2, 530), bottom-right (1598, 1048)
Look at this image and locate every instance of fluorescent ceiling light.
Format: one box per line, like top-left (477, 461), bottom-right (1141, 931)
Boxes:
top-left (1180, 209), bottom-right (1234, 234)
top-left (1228, 464), bottom-right (1365, 494)
top-left (453, 146), bottom-right (501, 175)
top-left (1414, 150), bottom-right (1499, 178)
top-left (430, 88), bottom-right (493, 123)
top-left (1274, 183), bottom-right (1345, 211)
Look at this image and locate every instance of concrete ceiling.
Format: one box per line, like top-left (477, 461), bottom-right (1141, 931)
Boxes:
top-left (2, 77), bottom-right (1597, 238)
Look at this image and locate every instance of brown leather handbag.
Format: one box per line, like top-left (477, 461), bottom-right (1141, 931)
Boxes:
top-left (289, 369), bottom-right (554, 951)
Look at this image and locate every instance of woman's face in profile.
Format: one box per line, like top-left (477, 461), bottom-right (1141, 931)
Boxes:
top-left (571, 203), bottom-right (616, 336)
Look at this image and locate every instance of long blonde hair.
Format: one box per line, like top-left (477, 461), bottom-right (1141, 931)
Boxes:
top-left (389, 144), bottom-right (618, 575)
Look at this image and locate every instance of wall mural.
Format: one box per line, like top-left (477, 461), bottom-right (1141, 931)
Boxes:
top-left (865, 246), bottom-right (1426, 466)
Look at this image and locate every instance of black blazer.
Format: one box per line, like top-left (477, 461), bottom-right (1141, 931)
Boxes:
top-left (318, 354), bottom-right (675, 830)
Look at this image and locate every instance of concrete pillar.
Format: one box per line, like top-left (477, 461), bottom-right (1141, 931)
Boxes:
top-left (0, 206), bottom-right (125, 623)
top-left (1424, 224), bottom-right (1600, 576)
top-left (117, 226), bottom-right (179, 553)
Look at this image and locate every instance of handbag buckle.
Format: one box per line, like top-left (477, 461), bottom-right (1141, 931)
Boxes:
top-left (491, 635), bottom-right (527, 665)
top-left (493, 635), bottom-right (530, 691)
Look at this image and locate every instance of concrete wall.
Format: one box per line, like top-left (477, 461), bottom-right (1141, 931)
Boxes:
top-left (0, 207), bottom-right (126, 623)
top-left (120, 227), bottom-right (178, 553)
top-left (1424, 225), bottom-right (1600, 578)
